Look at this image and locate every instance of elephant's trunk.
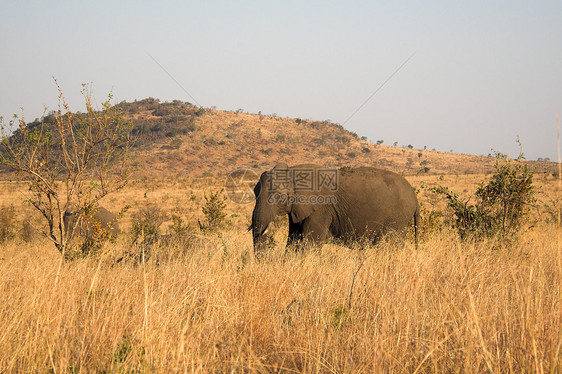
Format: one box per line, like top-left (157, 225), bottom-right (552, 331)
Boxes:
top-left (251, 198), bottom-right (276, 256)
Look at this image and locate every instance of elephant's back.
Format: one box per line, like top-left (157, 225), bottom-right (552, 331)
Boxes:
top-left (337, 167), bottom-right (418, 234)
top-left (340, 167), bottom-right (415, 197)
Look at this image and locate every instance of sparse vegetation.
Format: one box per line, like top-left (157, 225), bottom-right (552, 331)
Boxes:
top-left (169, 138), bottom-right (183, 149)
top-left (169, 214), bottom-right (192, 237)
top-left (130, 204), bottom-right (167, 243)
top-left (312, 137), bottom-right (325, 145)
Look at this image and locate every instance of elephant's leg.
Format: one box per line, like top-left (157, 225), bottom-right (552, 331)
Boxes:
top-left (286, 214), bottom-right (304, 252)
top-left (285, 214), bottom-right (303, 255)
top-left (301, 212), bottom-right (332, 246)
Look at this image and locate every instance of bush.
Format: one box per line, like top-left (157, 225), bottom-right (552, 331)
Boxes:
top-left (416, 202), bottom-right (444, 240)
top-left (198, 189), bottom-right (227, 232)
top-left (430, 153), bottom-right (535, 241)
top-left (169, 214), bottom-right (192, 237)
top-left (130, 205), bottom-right (167, 243)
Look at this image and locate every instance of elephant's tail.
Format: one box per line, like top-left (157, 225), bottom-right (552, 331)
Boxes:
top-left (414, 206), bottom-right (420, 250)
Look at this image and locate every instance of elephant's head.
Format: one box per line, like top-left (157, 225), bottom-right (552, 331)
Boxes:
top-left (251, 163), bottom-right (328, 255)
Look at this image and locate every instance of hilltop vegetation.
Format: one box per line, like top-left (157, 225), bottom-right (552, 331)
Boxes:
top-left (120, 98), bottom-right (497, 177)
top-left (2, 97), bottom-right (557, 179)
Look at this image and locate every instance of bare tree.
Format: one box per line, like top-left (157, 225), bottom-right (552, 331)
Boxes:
top-left (0, 82), bottom-right (134, 257)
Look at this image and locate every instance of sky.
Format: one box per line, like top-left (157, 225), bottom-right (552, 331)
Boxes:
top-left (1, 0), bottom-right (561, 161)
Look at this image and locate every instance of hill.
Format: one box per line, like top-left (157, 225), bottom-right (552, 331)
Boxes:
top-left (2, 98), bottom-right (557, 178)
top-left (121, 98), bottom-right (558, 178)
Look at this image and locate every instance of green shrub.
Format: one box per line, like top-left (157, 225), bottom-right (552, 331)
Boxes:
top-left (198, 189), bottom-right (227, 231)
top-left (430, 153), bottom-right (535, 241)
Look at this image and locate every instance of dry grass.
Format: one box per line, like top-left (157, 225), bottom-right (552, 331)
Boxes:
top-left (0, 225), bottom-right (561, 372)
top-left (0, 174), bottom-right (560, 372)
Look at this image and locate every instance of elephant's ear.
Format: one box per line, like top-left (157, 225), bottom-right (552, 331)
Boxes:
top-left (290, 190), bottom-right (317, 223)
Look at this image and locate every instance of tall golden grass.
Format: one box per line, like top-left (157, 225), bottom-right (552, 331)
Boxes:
top-left (0, 223), bottom-right (560, 372)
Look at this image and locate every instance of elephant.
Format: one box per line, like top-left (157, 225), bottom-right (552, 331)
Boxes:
top-left (63, 206), bottom-right (119, 239)
top-left (250, 163), bottom-right (419, 255)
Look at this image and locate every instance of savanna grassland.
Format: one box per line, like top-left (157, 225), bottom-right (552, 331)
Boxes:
top-left (0, 172), bottom-right (560, 373)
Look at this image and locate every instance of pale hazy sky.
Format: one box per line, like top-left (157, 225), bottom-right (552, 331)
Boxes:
top-left (1, 1), bottom-right (561, 160)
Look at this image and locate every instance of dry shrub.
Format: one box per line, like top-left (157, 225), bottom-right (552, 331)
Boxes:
top-left (130, 204), bottom-right (167, 243)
